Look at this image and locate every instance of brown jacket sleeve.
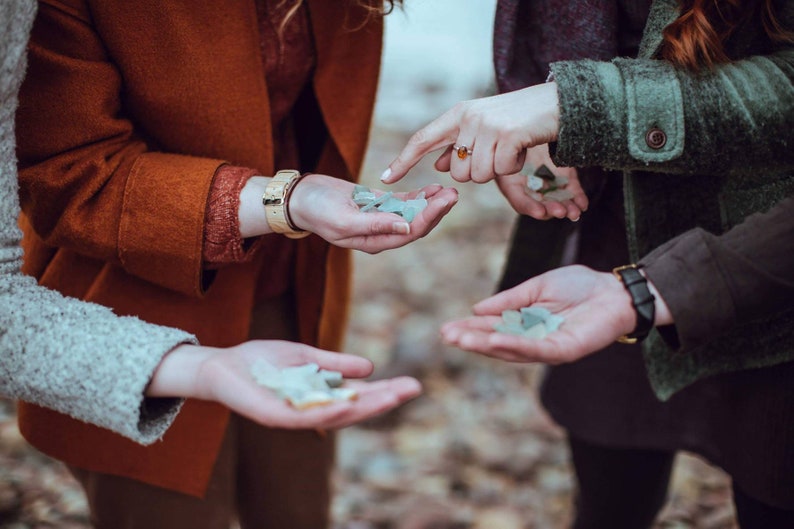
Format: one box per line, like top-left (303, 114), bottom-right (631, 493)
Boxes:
top-left (640, 197), bottom-right (794, 351)
top-left (16, 1), bottom-right (226, 297)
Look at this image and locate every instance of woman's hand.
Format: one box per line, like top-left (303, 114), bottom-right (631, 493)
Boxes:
top-left (289, 174), bottom-right (458, 254)
top-left (147, 341), bottom-right (422, 430)
top-left (440, 265), bottom-right (645, 364)
top-left (496, 144), bottom-right (588, 221)
top-left (381, 83), bottom-right (560, 185)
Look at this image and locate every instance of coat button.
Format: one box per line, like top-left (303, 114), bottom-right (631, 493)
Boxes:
top-left (645, 127), bottom-right (667, 149)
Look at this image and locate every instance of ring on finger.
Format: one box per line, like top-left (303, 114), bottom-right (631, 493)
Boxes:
top-left (452, 143), bottom-right (473, 160)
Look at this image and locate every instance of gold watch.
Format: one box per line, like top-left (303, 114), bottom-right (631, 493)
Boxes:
top-left (262, 170), bottom-right (310, 239)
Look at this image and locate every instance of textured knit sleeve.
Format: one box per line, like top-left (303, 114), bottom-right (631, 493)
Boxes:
top-left (0, 0), bottom-right (196, 445)
top-left (203, 165), bottom-right (263, 268)
top-left (639, 197), bottom-right (794, 351)
top-left (548, 3), bottom-right (794, 174)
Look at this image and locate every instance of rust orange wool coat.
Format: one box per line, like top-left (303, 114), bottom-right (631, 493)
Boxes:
top-left (15, 0), bottom-right (382, 497)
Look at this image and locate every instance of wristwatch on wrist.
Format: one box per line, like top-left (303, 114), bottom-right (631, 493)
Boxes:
top-left (612, 264), bottom-right (656, 344)
top-left (262, 169), bottom-right (310, 239)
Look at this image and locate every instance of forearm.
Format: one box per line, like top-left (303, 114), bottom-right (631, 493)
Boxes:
top-left (146, 344), bottom-right (216, 399)
top-left (238, 175), bottom-right (277, 238)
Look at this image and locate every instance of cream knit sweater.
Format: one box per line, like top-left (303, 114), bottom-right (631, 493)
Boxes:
top-left (0, 0), bottom-right (196, 444)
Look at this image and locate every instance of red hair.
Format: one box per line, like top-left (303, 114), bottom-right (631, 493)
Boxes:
top-left (661, 0), bottom-right (794, 70)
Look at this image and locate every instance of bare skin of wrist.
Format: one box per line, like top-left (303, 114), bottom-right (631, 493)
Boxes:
top-left (238, 176), bottom-right (274, 238)
top-left (146, 344), bottom-right (215, 399)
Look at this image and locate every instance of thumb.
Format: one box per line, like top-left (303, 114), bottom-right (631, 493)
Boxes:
top-left (472, 280), bottom-right (540, 315)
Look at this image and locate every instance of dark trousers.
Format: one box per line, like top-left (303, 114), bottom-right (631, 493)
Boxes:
top-left (70, 416), bottom-right (334, 529)
top-left (568, 435), bottom-right (794, 529)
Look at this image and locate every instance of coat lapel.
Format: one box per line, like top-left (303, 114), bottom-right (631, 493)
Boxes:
top-left (307, 0), bottom-right (383, 179)
top-left (638, 0), bottom-right (680, 58)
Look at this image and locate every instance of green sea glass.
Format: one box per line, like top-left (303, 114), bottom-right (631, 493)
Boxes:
top-left (251, 360), bottom-right (356, 409)
top-left (494, 306), bottom-right (564, 339)
top-left (353, 186), bottom-right (428, 222)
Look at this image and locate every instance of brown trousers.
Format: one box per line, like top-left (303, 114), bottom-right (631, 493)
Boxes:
top-left (70, 294), bottom-right (336, 529)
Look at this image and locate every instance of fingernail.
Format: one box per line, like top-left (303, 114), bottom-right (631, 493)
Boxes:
top-left (393, 222), bottom-right (410, 234)
top-left (571, 216), bottom-right (580, 222)
top-left (380, 168), bottom-right (391, 182)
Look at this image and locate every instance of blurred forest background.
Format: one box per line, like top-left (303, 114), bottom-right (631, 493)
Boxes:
top-left (0, 1), bottom-right (738, 528)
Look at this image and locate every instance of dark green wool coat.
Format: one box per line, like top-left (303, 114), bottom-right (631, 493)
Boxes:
top-left (550, 0), bottom-right (794, 400)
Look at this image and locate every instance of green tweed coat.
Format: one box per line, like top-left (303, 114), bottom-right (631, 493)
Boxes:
top-left (549, 0), bottom-right (794, 399)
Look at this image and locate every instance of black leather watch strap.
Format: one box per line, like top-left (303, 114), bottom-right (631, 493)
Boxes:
top-left (613, 264), bottom-right (656, 344)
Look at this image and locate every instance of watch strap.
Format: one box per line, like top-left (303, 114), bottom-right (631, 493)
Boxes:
top-left (613, 264), bottom-right (656, 344)
top-left (263, 170), bottom-right (310, 239)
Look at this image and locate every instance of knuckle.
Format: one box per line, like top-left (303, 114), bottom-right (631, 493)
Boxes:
top-left (471, 171), bottom-right (490, 184)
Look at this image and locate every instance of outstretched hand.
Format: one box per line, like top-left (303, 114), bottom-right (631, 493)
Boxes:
top-left (290, 174), bottom-right (458, 254)
top-left (381, 83), bottom-right (560, 186)
top-left (496, 144), bottom-right (588, 221)
top-left (440, 266), bottom-right (639, 364)
top-left (148, 341), bottom-right (422, 430)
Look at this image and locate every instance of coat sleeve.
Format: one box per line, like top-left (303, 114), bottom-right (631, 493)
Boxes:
top-left (639, 196), bottom-right (794, 351)
top-left (549, 20), bottom-right (794, 173)
top-left (15, 0), bottom-right (227, 297)
top-left (0, 265), bottom-right (195, 445)
top-left (1, 0), bottom-right (195, 444)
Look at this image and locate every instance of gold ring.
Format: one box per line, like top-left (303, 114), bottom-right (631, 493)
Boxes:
top-left (452, 143), bottom-right (473, 160)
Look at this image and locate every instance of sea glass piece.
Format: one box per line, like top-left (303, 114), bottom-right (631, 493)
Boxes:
top-left (353, 192), bottom-right (378, 206)
top-left (533, 164), bottom-right (556, 181)
top-left (519, 311), bottom-right (545, 329)
top-left (352, 186), bottom-right (428, 222)
top-left (320, 369), bottom-right (344, 388)
top-left (502, 310), bottom-right (523, 325)
top-left (544, 314), bottom-right (565, 333)
top-left (494, 305), bottom-right (565, 339)
top-left (521, 164), bottom-right (574, 203)
top-left (523, 323), bottom-right (548, 339)
top-left (527, 174), bottom-right (544, 191)
top-left (251, 359), bottom-right (357, 409)
top-left (542, 189), bottom-right (576, 201)
top-left (360, 191), bottom-right (393, 212)
top-left (494, 322), bottom-right (526, 335)
top-left (377, 197), bottom-right (407, 213)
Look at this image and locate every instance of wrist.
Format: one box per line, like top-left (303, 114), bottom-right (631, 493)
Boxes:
top-left (536, 81), bottom-right (560, 143)
top-left (285, 172), bottom-right (321, 234)
top-left (642, 273), bottom-right (674, 326)
top-left (146, 344), bottom-right (216, 399)
top-left (239, 176), bottom-right (272, 238)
